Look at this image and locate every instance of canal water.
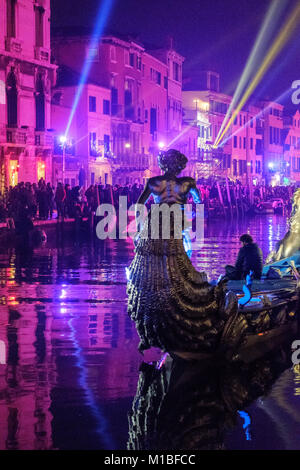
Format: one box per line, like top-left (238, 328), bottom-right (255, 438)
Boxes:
top-left (0, 214), bottom-right (300, 450)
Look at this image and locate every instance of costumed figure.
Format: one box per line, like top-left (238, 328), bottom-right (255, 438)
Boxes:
top-left (266, 188), bottom-right (300, 263)
top-left (127, 149), bottom-right (247, 356)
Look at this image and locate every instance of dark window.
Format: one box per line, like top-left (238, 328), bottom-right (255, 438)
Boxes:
top-left (243, 137), bottom-right (246, 149)
top-left (35, 6), bottom-right (45, 47)
top-left (137, 56), bottom-right (141, 70)
top-left (89, 96), bottom-right (96, 112)
top-left (173, 62), bottom-right (179, 81)
top-left (256, 139), bottom-right (262, 155)
top-left (35, 76), bottom-right (45, 131)
top-left (104, 134), bottom-right (110, 153)
top-left (250, 138), bottom-right (253, 150)
top-left (233, 159), bottom-right (237, 176)
top-left (7, 0), bottom-right (16, 38)
top-left (6, 71), bottom-right (17, 127)
top-left (233, 136), bottom-right (237, 148)
top-left (130, 53), bottom-right (134, 67)
top-left (124, 90), bottom-right (133, 119)
top-left (103, 99), bottom-right (110, 115)
top-left (111, 87), bottom-right (118, 115)
top-left (227, 154), bottom-right (231, 169)
top-left (164, 76), bottom-right (168, 89)
top-left (150, 108), bottom-right (157, 135)
top-left (156, 72), bottom-right (161, 85)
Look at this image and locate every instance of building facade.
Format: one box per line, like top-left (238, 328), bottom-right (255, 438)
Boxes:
top-left (0, 0), bottom-right (56, 191)
top-left (183, 73), bottom-right (267, 183)
top-left (51, 75), bottom-right (112, 186)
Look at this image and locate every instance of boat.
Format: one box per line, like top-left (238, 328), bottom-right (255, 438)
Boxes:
top-left (172, 259), bottom-right (300, 363)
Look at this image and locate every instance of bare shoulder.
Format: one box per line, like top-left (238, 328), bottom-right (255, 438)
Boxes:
top-left (177, 176), bottom-right (196, 186)
top-left (148, 175), bottom-right (165, 187)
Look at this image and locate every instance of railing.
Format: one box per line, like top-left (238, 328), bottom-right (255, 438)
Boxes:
top-left (6, 128), bottom-right (27, 145)
top-left (111, 104), bottom-right (123, 118)
top-left (115, 153), bottom-right (149, 171)
top-left (5, 37), bottom-right (22, 54)
top-left (35, 131), bottom-right (53, 147)
top-left (34, 46), bottom-right (50, 62)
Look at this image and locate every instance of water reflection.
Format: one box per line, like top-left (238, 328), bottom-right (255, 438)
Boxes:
top-left (0, 215), bottom-right (298, 449)
top-left (127, 346), bottom-right (292, 450)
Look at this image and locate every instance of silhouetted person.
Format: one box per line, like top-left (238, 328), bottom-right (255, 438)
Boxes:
top-left (226, 234), bottom-right (263, 280)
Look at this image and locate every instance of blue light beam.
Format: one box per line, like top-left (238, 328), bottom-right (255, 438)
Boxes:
top-left (65, 0), bottom-right (115, 137)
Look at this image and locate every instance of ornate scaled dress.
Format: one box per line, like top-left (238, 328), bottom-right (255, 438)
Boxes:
top-left (127, 176), bottom-right (243, 354)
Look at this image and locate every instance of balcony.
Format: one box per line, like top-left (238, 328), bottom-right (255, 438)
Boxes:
top-left (35, 131), bottom-right (53, 148)
top-left (111, 104), bottom-right (123, 118)
top-left (34, 46), bottom-right (50, 62)
top-left (5, 37), bottom-right (22, 54)
top-left (115, 153), bottom-right (149, 171)
top-left (6, 128), bottom-right (28, 145)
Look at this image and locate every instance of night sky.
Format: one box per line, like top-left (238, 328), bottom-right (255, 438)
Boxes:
top-left (51, 0), bottom-right (300, 111)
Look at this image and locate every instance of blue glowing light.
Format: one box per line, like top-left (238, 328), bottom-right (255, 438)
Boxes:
top-left (238, 410), bottom-right (252, 441)
top-left (65, 0), bottom-right (115, 137)
top-left (125, 267), bottom-right (130, 281)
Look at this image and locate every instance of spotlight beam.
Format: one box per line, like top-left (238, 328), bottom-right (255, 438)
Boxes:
top-left (215, 0), bottom-right (287, 146)
top-left (218, 88), bottom-right (290, 147)
top-left (64, 0), bottom-right (115, 138)
top-left (215, 2), bottom-right (300, 147)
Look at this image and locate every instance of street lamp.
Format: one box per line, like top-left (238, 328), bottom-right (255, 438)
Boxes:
top-left (60, 135), bottom-right (67, 183)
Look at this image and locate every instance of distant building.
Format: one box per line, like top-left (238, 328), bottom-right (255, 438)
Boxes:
top-left (51, 31), bottom-right (189, 185)
top-left (0, 0), bottom-right (56, 190)
top-left (259, 100), bottom-right (284, 185)
top-left (183, 72), bottom-right (265, 183)
top-left (283, 110), bottom-right (300, 184)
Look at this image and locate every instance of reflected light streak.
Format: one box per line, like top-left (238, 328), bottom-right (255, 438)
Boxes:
top-left (215, 2), bottom-right (300, 147)
top-left (68, 316), bottom-right (114, 448)
top-left (64, 0), bottom-right (115, 137)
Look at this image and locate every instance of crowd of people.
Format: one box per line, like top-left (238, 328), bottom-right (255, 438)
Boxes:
top-left (0, 177), bottom-right (298, 224)
top-left (0, 179), bottom-right (145, 224)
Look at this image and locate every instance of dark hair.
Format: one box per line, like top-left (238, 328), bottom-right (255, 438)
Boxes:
top-left (157, 149), bottom-right (188, 175)
top-left (240, 234), bottom-right (253, 244)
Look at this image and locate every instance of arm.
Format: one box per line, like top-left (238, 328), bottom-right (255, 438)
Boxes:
top-left (188, 180), bottom-right (202, 204)
top-left (137, 181), bottom-right (151, 205)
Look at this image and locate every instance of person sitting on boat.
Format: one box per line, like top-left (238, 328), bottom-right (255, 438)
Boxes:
top-left (225, 234), bottom-right (263, 280)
